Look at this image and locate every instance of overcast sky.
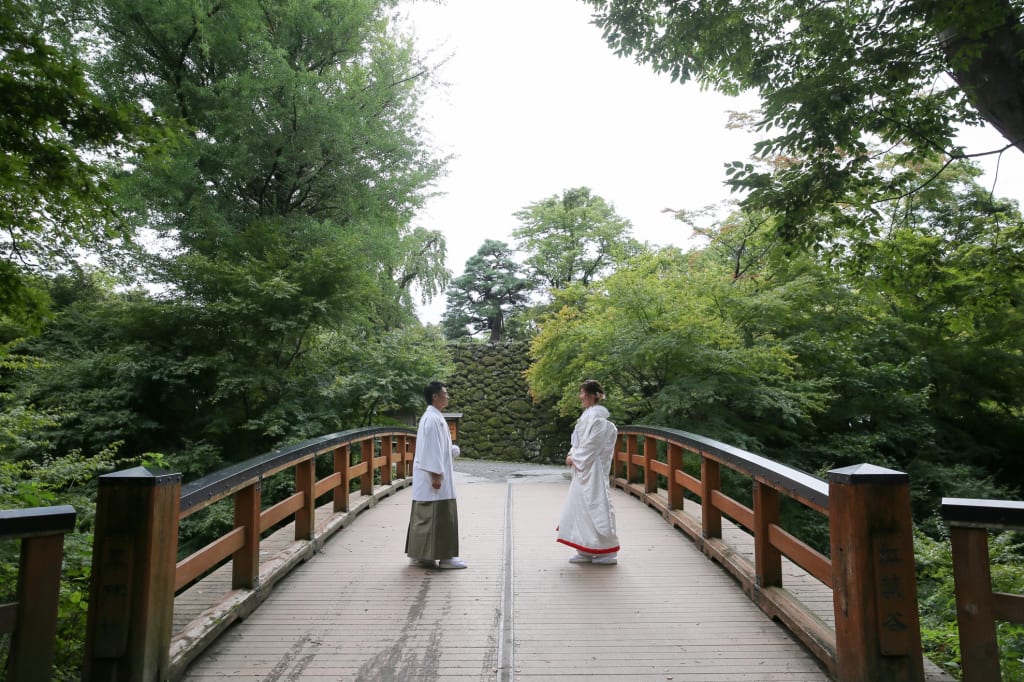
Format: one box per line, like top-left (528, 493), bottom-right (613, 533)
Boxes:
top-left (398, 0), bottom-right (1024, 324)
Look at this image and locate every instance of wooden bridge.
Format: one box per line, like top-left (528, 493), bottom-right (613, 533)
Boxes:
top-left (2, 425), bottom-right (1022, 681)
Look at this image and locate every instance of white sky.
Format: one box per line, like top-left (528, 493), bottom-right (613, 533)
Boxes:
top-left (398, 0), bottom-right (1024, 324)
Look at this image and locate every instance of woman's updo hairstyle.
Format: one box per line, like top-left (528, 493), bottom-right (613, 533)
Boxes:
top-left (580, 379), bottom-right (606, 402)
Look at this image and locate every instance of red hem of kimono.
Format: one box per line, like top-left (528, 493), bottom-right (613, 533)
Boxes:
top-left (557, 538), bottom-right (620, 555)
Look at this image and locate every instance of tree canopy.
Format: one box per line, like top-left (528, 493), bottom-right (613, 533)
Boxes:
top-left (527, 153), bottom-right (1024, 523)
top-left (0, 0), bottom-right (144, 326)
top-left (1, 0), bottom-right (452, 476)
top-left (582, 0), bottom-right (1024, 246)
top-left (441, 240), bottom-right (532, 342)
top-left (512, 186), bottom-right (642, 294)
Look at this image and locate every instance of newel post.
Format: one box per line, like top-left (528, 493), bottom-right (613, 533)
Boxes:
top-left (84, 466), bottom-right (181, 682)
top-left (828, 464), bottom-right (923, 682)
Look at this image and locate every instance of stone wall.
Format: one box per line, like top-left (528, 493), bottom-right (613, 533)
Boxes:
top-left (445, 341), bottom-right (571, 464)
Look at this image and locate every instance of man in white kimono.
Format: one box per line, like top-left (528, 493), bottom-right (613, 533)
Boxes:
top-left (405, 381), bottom-right (467, 569)
top-left (557, 379), bottom-right (620, 565)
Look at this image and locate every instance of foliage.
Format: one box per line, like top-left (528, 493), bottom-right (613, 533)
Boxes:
top-left (512, 186), bottom-right (644, 295)
top-left (526, 154), bottom-right (1024, 520)
top-left (9, 274), bottom-right (451, 477)
top-left (0, 0), bottom-right (453, 476)
top-left (916, 528), bottom-right (1024, 680)
top-left (0, 0), bottom-right (146, 327)
top-left (581, 0), bottom-right (1024, 247)
top-left (441, 240), bottom-right (533, 342)
top-left (528, 248), bottom-right (832, 448)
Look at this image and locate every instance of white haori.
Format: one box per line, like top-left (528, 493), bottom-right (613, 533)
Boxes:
top-left (411, 405), bottom-right (459, 501)
top-left (557, 405), bottom-right (620, 555)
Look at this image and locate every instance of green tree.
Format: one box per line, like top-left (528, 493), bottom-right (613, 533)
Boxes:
top-left (582, 0), bottom-right (1024, 246)
top-left (381, 226), bottom-right (451, 328)
top-left (0, 0), bottom-right (144, 326)
top-left (441, 240), bottom-right (532, 342)
top-left (512, 187), bottom-right (642, 295)
top-left (528, 153), bottom-right (1024, 516)
top-left (14, 0), bottom-right (450, 466)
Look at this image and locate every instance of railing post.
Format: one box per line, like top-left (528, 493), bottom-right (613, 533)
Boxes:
top-left (626, 434), bottom-right (640, 484)
top-left (643, 437), bottom-right (658, 493)
top-left (701, 457), bottom-right (722, 539)
top-left (828, 463), bottom-right (924, 682)
top-left (381, 436), bottom-right (394, 486)
top-left (394, 436), bottom-right (409, 479)
top-left (84, 467), bottom-right (181, 681)
top-left (666, 443), bottom-right (684, 510)
top-left (295, 458), bottom-right (315, 541)
top-left (611, 434), bottom-right (626, 479)
top-left (360, 439), bottom-right (374, 496)
top-left (754, 481), bottom-right (782, 589)
top-left (334, 444), bottom-right (350, 512)
top-left (2, 505), bottom-right (76, 682)
top-left (948, 525), bottom-right (1000, 681)
top-left (233, 480), bottom-right (261, 589)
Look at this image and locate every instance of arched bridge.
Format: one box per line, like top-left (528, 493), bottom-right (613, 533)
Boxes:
top-left (3, 426), bottom-right (1022, 681)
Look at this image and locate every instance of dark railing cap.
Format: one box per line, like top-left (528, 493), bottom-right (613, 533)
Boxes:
top-left (624, 425), bottom-right (830, 510)
top-left (179, 425), bottom-right (417, 515)
top-left (941, 497), bottom-right (1024, 530)
top-left (0, 504), bottom-right (77, 539)
top-left (99, 466), bottom-right (182, 487)
top-left (828, 463), bottom-right (909, 485)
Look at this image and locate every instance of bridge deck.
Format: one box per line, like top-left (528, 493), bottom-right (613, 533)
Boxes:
top-left (178, 463), bottom-right (834, 681)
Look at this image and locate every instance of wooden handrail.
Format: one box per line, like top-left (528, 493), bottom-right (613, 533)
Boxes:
top-left (84, 426), bottom-right (417, 681)
top-left (942, 497), bottom-right (1024, 682)
top-left (614, 426), bottom-right (925, 681)
top-left (0, 504), bottom-right (77, 682)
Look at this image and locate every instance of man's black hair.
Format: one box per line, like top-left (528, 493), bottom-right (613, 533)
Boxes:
top-left (423, 381), bottom-right (446, 405)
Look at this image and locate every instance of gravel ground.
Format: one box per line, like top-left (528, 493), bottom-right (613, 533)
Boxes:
top-left (453, 457), bottom-right (567, 483)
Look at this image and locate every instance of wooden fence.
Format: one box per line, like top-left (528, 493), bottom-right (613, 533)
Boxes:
top-left (6, 424), bottom-right (1020, 681)
top-left (942, 497), bottom-right (1024, 681)
top-left (81, 426), bottom-right (416, 681)
top-left (614, 425), bottom-right (926, 682)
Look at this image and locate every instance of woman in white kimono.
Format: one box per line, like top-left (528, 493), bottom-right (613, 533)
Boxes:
top-left (557, 379), bottom-right (620, 565)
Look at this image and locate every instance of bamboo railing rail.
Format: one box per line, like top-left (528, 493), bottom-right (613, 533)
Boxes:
top-left (0, 504), bottom-right (77, 681)
top-left (82, 426), bottom-right (416, 681)
top-left (614, 425), bottom-right (926, 681)
top-left (942, 497), bottom-right (1024, 682)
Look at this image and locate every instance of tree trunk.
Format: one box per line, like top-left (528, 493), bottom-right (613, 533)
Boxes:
top-left (489, 315), bottom-right (503, 343)
top-left (940, 2), bottom-right (1024, 154)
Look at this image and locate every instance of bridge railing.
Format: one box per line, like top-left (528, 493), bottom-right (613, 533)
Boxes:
top-left (0, 504), bottom-right (77, 681)
top-left (942, 497), bottom-right (1024, 682)
top-left (615, 426), bottom-right (926, 682)
top-left (81, 426), bottom-right (416, 681)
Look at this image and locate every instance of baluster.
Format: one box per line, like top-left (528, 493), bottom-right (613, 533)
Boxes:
top-left (334, 444), bottom-right (350, 512)
top-left (701, 457), bottom-right (722, 540)
top-left (666, 443), bottom-right (684, 511)
top-left (3, 505), bottom-right (75, 682)
top-left (381, 436), bottom-right (394, 486)
top-left (949, 525), bottom-right (1001, 681)
top-left (753, 481), bottom-right (782, 589)
top-left (295, 458), bottom-right (316, 541)
top-left (643, 437), bottom-right (658, 494)
top-left (625, 434), bottom-right (640, 485)
top-left (233, 480), bottom-right (261, 590)
top-left (360, 439), bottom-right (374, 497)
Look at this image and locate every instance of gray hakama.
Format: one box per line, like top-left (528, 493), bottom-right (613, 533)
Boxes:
top-left (405, 498), bottom-right (460, 560)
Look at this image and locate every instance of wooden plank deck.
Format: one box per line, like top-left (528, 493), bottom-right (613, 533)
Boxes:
top-left (178, 467), bottom-right (833, 681)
